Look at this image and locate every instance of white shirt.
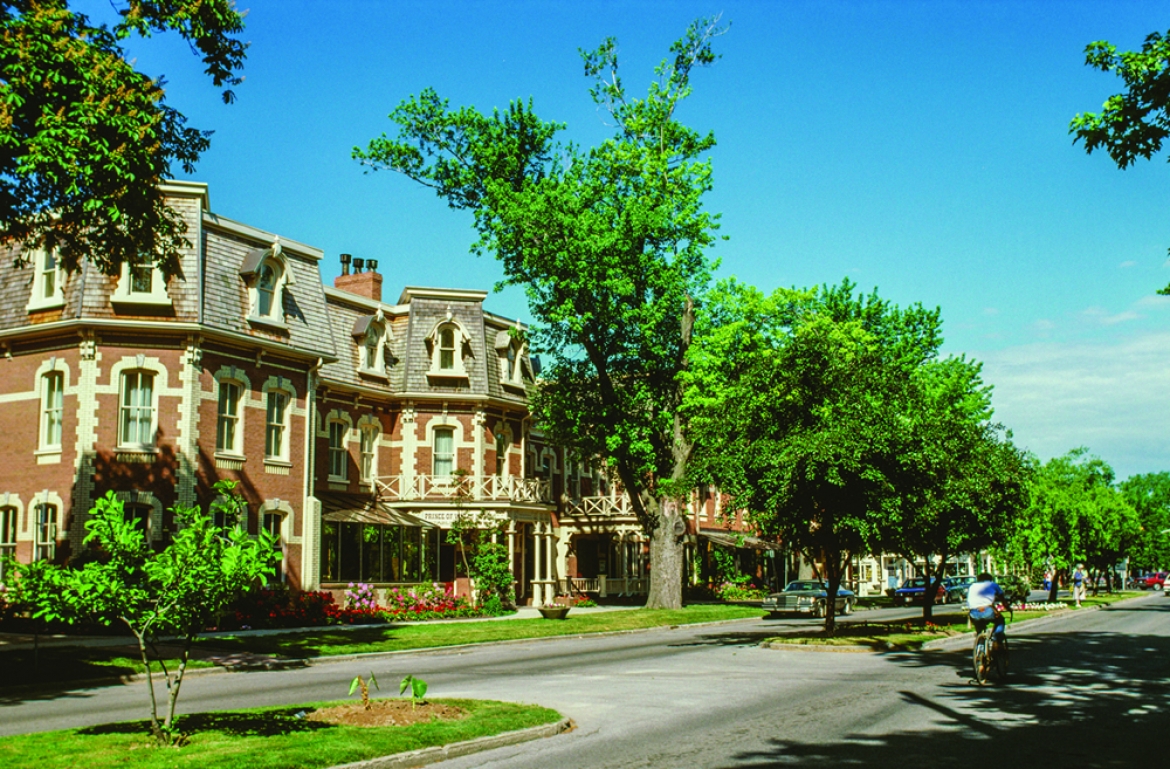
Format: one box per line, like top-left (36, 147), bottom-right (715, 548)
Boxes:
top-left (967, 580), bottom-right (1003, 610)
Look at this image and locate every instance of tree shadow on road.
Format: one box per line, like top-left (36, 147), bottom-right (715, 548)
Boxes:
top-left (720, 606), bottom-right (1170, 768)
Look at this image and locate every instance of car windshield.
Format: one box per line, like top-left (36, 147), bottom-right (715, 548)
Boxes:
top-left (903, 578), bottom-right (926, 588)
top-left (784, 581), bottom-right (823, 592)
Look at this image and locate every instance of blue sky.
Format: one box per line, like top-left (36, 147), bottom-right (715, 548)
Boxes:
top-left (100, 0), bottom-right (1170, 478)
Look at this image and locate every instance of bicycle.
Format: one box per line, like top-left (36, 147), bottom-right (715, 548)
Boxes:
top-left (971, 604), bottom-right (1012, 685)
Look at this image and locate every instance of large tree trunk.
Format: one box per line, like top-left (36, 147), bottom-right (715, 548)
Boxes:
top-left (1047, 568), bottom-right (1060, 603)
top-left (645, 497), bottom-right (686, 609)
top-left (821, 549), bottom-right (847, 637)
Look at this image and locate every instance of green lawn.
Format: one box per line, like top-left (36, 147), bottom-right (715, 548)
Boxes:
top-left (0, 698), bottom-right (561, 769)
top-left (0, 605), bottom-right (762, 689)
top-left (198, 604), bottom-right (764, 658)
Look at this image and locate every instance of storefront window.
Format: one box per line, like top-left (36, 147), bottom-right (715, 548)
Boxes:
top-left (320, 522), bottom-right (438, 584)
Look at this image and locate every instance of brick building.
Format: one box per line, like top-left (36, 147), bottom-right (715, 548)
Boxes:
top-left (0, 181), bottom-right (771, 603)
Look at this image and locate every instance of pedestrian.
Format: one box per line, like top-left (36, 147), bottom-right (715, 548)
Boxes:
top-left (1072, 564), bottom-right (1086, 607)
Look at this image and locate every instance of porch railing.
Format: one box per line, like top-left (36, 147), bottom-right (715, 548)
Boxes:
top-left (563, 494), bottom-right (635, 518)
top-left (559, 576), bottom-right (648, 596)
top-left (375, 474), bottom-right (553, 504)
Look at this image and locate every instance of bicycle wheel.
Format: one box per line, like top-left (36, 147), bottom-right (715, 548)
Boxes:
top-left (972, 636), bottom-right (990, 685)
top-left (994, 637), bottom-right (1009, 680)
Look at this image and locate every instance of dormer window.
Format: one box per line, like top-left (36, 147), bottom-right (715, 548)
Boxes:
top-left (425, 318), bottom-right (470, 379)
top-left (257, 263), bottom-right (278, 316)
top-left (439, 327), bottom-right (456, 369)
top-left (112, 255), bottom-right (171, 307)
top-left (240, 238), bottom-right (293, 328)
top-left (353, 310), bottom-right (391, 379)
top-left (494, 329), bottom-right (528, 389)
top-left (26, 248), bottom-right (64, 312)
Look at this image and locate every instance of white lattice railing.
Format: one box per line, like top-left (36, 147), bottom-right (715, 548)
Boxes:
top-left (375, 474), bottom-right (552, 504)
top-left (563, 494), bottom-right (635, 517)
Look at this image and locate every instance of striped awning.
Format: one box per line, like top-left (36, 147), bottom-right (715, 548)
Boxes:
top-left (699, 529), bottom-right (777, 551)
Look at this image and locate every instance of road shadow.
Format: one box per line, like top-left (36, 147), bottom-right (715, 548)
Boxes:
top-left (720, 606), bottom-right (1170, 767)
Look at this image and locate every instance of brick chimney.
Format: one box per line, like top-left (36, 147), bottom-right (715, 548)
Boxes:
top-left (333, 254), bottom-right (382, 302)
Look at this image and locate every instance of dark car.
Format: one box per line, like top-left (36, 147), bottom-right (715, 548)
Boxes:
top-left (994, 574), bottom-right (1031, 604)
top-left (944, 575), bottom-right (976, 602)
top-left (893, 577), bottom-right (947, 606)
top-left (762, 580), bottom-right (856, 618)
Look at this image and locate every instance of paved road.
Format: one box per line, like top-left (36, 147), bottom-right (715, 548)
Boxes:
top-left (2, 593), bottom-right (1167, 767)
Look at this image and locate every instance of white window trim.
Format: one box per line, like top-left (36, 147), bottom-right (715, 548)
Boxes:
top-left (264, 388), bottom-right (292, 462)
top-left (215, 379), bottom-right (245, 458)
top-left (118, 369), bottom-right (158, 451)
top-left (432, 426), bottom-right (455, 478)
top-left (244, 241), bottom-right (294, 328)
top-left (327, 418), bottom-right (349, 482)
top-left (30, 491), bottom-right (65, 562)
top-left (34, 359), bottom-right (70, 456)
top-left (112, 491), bottom-right (164, 543)
top-left (357, 417), bottom-right (381, 486)
top-left (356, 310), bottom-right (393, 379)
top-left (425, 318), bottom-right (470, 379)
top-left (26, 248), bottom-right (64, 312)
top-left (111, 259), bottom-right (171, 307)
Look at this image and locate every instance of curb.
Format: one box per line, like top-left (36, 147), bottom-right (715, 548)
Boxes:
top-left (325, 717), bottom-right (574, 769)
top-left (761, 641), bottom-right (873, 653)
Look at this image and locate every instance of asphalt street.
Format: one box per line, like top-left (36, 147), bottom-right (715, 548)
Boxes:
top-left (2, 593), bottom-right (1167, 768)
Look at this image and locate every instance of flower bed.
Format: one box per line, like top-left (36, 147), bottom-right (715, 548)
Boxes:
top-left (218, 582), bottom-right (503, 630)
top-left (716, 582), bottom-right (769, 601)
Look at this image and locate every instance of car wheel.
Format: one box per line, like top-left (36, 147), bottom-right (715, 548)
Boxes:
top-left (812, 600), bottom-right (825, 618)
top-left (842, 599), bottom-right (854, 615)
top-left (1157, 583), bottom-right (1164, 591)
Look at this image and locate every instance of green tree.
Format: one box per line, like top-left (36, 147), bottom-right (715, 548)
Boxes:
top-left (1070, 29), bottom-right (1170, 293)
top-left (354, 18), bottom-right (728, 609)
top-left (1120, 471), bottom-right (1170, 573)
top-left (0, 0), bottom-right (247, 278)
top-left (887, 357), bottom-right (1031, 622)
top-left (11, 481), bottom-right (278, 743)
top-left (685, 279), bottom-right (942, 633)
top-left (1005, 450), bottom-right (1137, 601)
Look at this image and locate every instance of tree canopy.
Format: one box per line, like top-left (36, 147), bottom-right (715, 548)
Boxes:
top-left (684, 279), bottom-right (946, 632)
top-left (0, 0), bottom-right (247, 277)
top-left (1004, 449), bottom-right (1139, 600)
top-left (1070, 28), bottom-right (1170, 293)
top-left (355, 17), bottom-right (728, 608)
top-left (1120, 471), bottom-right (1170, 572)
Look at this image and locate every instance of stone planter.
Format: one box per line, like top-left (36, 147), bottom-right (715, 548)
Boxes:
top-left (538, 606), bottom-right (571, 620)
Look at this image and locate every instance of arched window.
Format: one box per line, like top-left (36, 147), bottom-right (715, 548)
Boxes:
top-left (439, 327), bottom-right (456, 370)
top-left (427, 320), bottom-right (469, 378)
top-left (257, 262), bottom-right (278, 317)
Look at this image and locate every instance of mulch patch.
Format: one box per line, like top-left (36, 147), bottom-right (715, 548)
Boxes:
top-left (308, 699), bottom-right (467, 728)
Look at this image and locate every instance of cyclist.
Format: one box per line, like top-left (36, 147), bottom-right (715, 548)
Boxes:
top-left (967, 572), bottom-right (1007, 650)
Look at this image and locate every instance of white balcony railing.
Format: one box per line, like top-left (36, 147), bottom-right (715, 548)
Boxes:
top-left (563, 493), bottom-right (635, 518)
top-left (559, 576), bottom-right (648, 596)
top-left (375, 474), bottom-right (553, 504)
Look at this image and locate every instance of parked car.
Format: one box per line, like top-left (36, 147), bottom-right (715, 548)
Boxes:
top-left (1141, 572), bottom-right (1167, 590)
top-left (762, 580), bottom-right (856, 618)
top-left (944, 575), bottom-right (977, 602)
top-left (893, 577), bottom-right (948, 606)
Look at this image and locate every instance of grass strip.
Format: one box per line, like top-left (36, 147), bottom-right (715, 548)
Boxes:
top-left (0, 698), bottom-right (561, 769)
top-left (0, 605), bottom-right (762, 688)
top-left (194, 604), bottom-right (764, 659)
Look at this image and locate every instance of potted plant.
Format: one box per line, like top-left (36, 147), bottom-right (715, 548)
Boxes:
top-left (538, 597), bottom-right (573, 619)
